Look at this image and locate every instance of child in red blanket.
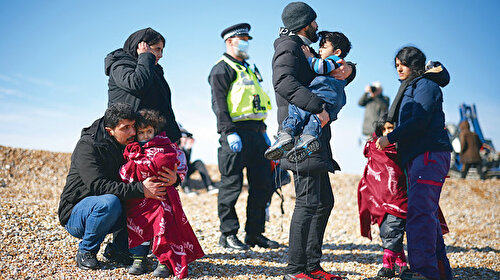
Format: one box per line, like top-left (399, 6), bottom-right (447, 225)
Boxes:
top-left (120, 109), bottom-right (204, 278)
top-left (358, 115), bottom-right (408, 278)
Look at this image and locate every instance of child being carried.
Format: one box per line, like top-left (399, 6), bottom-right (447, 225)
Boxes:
top-left (265, 31), bottom-right (351, 163)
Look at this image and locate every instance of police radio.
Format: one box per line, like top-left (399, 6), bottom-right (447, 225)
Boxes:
top-left (253, 95), bottom-right (266, 112)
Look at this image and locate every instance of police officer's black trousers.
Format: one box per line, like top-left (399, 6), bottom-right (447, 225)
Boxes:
top-left (217, 129), bottom-right (274, 236)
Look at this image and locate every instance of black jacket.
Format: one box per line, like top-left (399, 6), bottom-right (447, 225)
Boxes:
top-left (208, 53), bottom-right (266, 135)
top-left (105, 29), bottom-right (181, 142)
top-left (272, 34), bottom-right (356, 172)
top-left (58, 118), bottom-right (144, 226)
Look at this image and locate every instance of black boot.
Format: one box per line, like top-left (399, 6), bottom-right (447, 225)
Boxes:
top-left (219, 234), bottom-right (249, 251)
top-left (76, 250), bottom-right (100, 270)
top-left (245, 233), bottom-right (279, 249)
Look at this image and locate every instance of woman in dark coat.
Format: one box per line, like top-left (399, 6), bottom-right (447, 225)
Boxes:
top-left (377, 46), bottom-right (453, 280)
top-left (105, 27), bottom-right (181, 142)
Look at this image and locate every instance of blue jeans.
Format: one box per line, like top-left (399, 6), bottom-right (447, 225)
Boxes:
top-left (282, 104), bottom-right (322, 138)
top-left (65, 194), bottom-right (125, 253)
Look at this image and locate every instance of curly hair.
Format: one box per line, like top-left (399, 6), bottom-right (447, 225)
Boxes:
top-left (136, 109), bottom-right (166, 134)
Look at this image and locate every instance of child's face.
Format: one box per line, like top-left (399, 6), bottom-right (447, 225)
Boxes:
top-left (137, 125), bottom-right (155, 142)
top-left (319, 41), bottom-right (341, 59)
top-left (382, 122), bottom-right (394, 136)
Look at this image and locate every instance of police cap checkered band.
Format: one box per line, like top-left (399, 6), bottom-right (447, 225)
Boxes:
top-left (221, 23), bottom-right (252, 40)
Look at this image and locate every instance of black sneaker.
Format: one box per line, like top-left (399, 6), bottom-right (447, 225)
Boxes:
top-left (128, 256), bottom-right (147, 275)
top-left (219, 234), bottom-right (249, 251)
top-left (245, 233), bottom-right (279, 249)
top-left (377, 266), bottom-right (395, 277)
top-left (286, 134), bottom-right (320, 163)
top-left (103, 242), bottom-right (133, 266)
top-left (265, 131), bottom-right (294, 160)
top-left (153, 263), bottom-right (171, 278)
top-left (76, 250), bottom-right (100, 270)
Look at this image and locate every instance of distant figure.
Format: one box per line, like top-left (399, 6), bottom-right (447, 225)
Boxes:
top-left (459, 120), bottom-right (485, 180)
top-left (178, 125), bottom-right (219, 195)
top-left (358, 81), bottom-right (389, 137)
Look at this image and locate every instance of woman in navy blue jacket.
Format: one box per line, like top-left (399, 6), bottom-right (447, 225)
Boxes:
top-left (377, 46), bottom-right (453, 280)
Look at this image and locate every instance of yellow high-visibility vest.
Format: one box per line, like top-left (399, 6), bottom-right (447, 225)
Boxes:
top-left (220, 56), bottom-right (272, 122)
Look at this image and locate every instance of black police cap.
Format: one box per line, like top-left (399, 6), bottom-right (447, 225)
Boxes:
top-left (221, 23), bottom-right (253, 41)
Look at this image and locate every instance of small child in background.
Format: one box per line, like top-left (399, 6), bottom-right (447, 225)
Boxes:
top-left (357, 114), bottom-right (409, 278)
top-left (120, 109), bottom-right (204, 279)
top-left (265, 31), bottom-right (350, 163)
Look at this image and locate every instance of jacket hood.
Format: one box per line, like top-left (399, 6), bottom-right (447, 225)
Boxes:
top-left (123, 27), bottom-right (162, 58)
top-left (422, 61), bottom-right (450, 87)
top-left (81, 118), bottom-right (116, 145)
top-left (104, 48), bottom-right (134, 76)
top-left (459, 120), bottom-right (471, 132)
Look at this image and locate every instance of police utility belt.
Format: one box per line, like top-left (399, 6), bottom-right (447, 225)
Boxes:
top-left (220, 56), bottom-right (272, 122)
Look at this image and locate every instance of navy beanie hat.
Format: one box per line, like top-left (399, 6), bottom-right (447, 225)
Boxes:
top-left (281, 2), bottom-right (317, 32)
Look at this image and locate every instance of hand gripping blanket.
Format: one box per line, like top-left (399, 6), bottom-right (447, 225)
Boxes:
top-left (120, 134), bottom-right (204, 278)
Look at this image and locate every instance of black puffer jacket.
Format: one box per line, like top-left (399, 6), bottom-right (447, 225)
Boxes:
top-left (272, 34), bottom-right (356, 172)
top-left (58, 118), bottom-right (144, 226)
top-left (105, 28), bottom-right (181, 142)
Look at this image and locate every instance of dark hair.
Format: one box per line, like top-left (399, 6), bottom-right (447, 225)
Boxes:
top-left (318, 31), bottom-right (351, 58)
top-left (104, 103), bottom-right (137, 129)
top-left (395, 46), bottom-right (426, 77)
top-left (373, 113), bottom-right (391, 137)
top-left (143, 28), bottom-right (165, 46)
top-left (136, 109), bottom-right (166, 134)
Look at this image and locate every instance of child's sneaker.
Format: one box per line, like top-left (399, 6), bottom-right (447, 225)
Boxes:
top-left (153, 263), bottom-right (171, 278)
top-left (128, 256), bottom-right (147, 275)
top-left (286, 134), bottom-right (320, 163)
top-left (395, 250), bottom-right (408, 275)
top-left (377, 249), bottom-right (396, 277)
top-left (264, 131), bottom-right (294, 160)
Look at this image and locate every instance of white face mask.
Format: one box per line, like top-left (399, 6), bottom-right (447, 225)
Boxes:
top-left (234, 39), bottom-right (249, 59)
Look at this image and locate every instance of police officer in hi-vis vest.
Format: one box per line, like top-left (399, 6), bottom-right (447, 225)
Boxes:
top-left (208, 23), bottom-right (279, 251)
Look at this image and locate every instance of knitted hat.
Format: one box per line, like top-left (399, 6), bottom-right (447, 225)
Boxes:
top-left (281, 2), bottom-right (317, 32)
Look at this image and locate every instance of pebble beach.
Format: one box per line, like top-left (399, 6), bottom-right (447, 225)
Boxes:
top-left (0, 145), bottom-right (498, 279)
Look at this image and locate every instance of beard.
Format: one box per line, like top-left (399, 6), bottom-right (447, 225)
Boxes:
top-left (237, 50), bottom-right (249, 60)
top-left (305, 25), bottom-right (318, 43)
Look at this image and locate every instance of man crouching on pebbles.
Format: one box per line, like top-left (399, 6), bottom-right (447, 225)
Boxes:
top-left (58, 103), bottom-right (178, 270)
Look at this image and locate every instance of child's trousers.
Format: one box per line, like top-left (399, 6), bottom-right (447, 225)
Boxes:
top-left (380, 214), bottom-right (406, 253)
